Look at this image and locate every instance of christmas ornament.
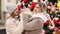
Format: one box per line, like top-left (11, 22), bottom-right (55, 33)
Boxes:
top-left (17, 1), bottom-right (22, 11)
top-left (44, 20), bottom-right (50, 25)
top-left (23, 0), bottom-right (28, 3)
top-left (57, 2), bottom-right (60, 11)
top-left (33, 0), bottom-right (38, 2)
top-left (58, 0), bottom-right (60, 2)
top-left (53, 18), bottom-right (59, 25)
top-left (31, 2), bottom-right (36, 8)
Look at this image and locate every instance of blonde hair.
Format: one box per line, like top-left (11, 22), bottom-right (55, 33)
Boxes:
top-left (36, 2), bottom-right (47, 12)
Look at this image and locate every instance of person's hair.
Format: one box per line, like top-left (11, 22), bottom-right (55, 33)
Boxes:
top-left (7, 9), bottom-right (20, 21)
top-left (7, 10), bottom-right (14, 19)
top-left (38, 2), bottom-right (47, 12)
top-left (31, 2), bottom-right (47, 12)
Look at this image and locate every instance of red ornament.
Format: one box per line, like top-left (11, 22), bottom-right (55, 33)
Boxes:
top-left (44, 20), bottom-right (50, 25)
top-left (17, 4), bottom-right (22, 11)
top-left (23, 0), bottom-right (28, 3)
top-left (53, 19), bottom-right (59, 25)
top-left (28, 2), bottom-right (36, 9)
top-left (31, 2), bottom-right (36, 8)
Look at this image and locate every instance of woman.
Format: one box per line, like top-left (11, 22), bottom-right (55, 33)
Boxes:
top-left (23, 2), bottom-right (55, 34)
top-left (6, 3), bottom-right (24, 34)
top-left (22, 2), bottom-right (45, 34)
top-left (32, 2), bottom-right (55, 34)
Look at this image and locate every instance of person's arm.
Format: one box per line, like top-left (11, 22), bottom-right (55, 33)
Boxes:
top-left (22, 13), bottom-right (32, 24)
top-left (14, 22), bottom-right (24, 34)
top-left (24, 17), bottom-right (44, 30)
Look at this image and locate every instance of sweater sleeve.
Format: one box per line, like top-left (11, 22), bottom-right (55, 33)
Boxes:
top-left (24, 17), bottom-right (44, 30)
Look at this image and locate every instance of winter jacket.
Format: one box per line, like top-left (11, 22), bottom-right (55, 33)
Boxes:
top-left (6, 14), bottom-right (24, 34)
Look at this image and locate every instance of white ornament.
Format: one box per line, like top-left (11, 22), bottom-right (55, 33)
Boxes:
top-left (33, 0), bottom-right (38, 2)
